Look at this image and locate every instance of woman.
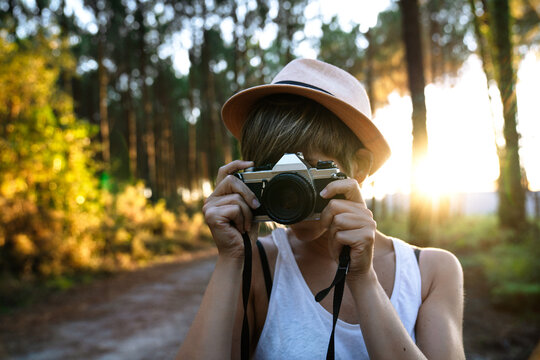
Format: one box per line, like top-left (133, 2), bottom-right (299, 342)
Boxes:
top-left (177, 59), bottom-right (464, 359)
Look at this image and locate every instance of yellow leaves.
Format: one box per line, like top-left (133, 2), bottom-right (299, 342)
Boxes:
top-left (131, 236), bottom-right (150, 260)
top-left (53, 156), bottom-right (63, 172)
top-left (0, 34), bottom-right (73, 121)
top-left (116, 183), bottom-right (148, 224)
top-left (13, 234), bottom-right (37, 256)
top-left (0, 176), bottom-right (28, 198)
top-left (115, 228), bottom-right (132, 244)
top-left (66, 235), bottom-right (100, 270)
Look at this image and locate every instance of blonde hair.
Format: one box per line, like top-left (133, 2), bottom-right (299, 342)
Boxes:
top-left (241, 94), bottom-right (366, 176)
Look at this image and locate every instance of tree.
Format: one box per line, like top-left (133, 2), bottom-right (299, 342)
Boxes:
top-left (487, 0), bottom-right (527, 233)
top-left (399, 0), bottom-right (432, 246)
top-left (0, 34), bottom-right (102, 276)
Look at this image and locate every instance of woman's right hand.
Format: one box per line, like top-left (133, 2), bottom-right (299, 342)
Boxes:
top-left (202, 160), bottom-right (261, 259)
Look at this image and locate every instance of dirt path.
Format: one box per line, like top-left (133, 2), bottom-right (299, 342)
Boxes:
top-left (0, 250), bottom-right (217, 360)
top-left (1, 250), bottom-right (538, 359)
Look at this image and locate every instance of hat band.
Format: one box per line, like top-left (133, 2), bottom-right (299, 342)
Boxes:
top-left (274, 80), bottom-right (334, 96)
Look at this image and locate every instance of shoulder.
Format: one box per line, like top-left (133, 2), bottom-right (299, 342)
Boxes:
top-left (419, 247), bottom-right (463, 280)
top-left (253, 231), bottom-right (279, 288)
top-left (418, 247), bottom-right (463, 301)
top-left (415, 247), bottom-right (465, 358)
top-left (257, 233), bottom-right (278, 271)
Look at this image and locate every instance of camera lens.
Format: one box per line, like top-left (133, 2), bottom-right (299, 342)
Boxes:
top-left (262, 173), bottom-right (315, 225)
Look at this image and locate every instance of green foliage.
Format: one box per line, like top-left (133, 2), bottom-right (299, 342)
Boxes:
top-left (99, 183), bottom-right (212, 269)
top-left (0, 35), bottom-right (213, 311)
top-left (0, 33), bottom-right (102, 278)
top-left (477, 227), bottom-right (540, 310)
top-left (0, 181), bottom-right (213, 310)
top-left (318, 17), bottom-right (363, 74)
top-left (378, 214), bottom-right (540, 311)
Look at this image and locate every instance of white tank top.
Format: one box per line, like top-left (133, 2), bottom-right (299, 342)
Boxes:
top-left (253, 228), bottom-right (422, 360)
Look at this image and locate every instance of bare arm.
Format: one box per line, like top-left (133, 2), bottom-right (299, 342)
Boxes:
top-left (177, 160), bottom-right (260, 359)
top-left (348, 249), bottom-right (464, 360)
top-left (321, 179), bottom-right (464, 359)
top-left (415, 249), bottom-right (465, 359)
top-left (348, 270), bottom-right (428, 359)
top-left (176, 256), bottom-right (244, 359)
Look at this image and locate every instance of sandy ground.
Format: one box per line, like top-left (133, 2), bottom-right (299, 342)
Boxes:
top-left (0, 250), bottom-right (217, 360)
top-left (0, 249), bottom-right (538, 360)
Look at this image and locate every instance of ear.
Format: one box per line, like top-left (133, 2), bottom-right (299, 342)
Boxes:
top-left (351, 148), bottom-right (373, 184)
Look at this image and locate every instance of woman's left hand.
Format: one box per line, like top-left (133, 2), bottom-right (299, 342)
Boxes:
top-left (319, 178), bottom-right (376, 281)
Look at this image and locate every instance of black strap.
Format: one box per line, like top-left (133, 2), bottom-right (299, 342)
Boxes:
top-left (314, 246), bottom-right (350, 360)
top-left (256, 240), bottom-right (272, 300)
top-left (241, 232), bottom-right (252, 360)
top-left (414, 247), bottom-right (421, 263)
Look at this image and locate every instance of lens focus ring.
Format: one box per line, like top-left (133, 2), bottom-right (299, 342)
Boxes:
top-left (262, 173), bottom-right (315, 225)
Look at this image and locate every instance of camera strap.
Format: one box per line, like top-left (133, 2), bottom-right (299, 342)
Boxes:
top-left (241, 232), bottom-right (252, 360)
top-left (314, 246), bottom-right (351, 360)
top-left (240, 233), bottom-right (350, 360)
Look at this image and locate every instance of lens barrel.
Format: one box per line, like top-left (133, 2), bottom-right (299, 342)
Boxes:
top-left (262, 173), bottom-right (315, 225)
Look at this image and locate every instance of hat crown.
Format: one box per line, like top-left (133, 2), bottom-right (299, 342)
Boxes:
top-left (221, 58), bottom-right (391, 174)
top-left (272, 59), bottom-right (372, 120)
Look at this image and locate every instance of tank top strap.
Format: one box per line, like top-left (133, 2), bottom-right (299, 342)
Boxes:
top-left (389, 237), bottom-right (422, 341)
top-left (271, 227), bottom-right (294, 261)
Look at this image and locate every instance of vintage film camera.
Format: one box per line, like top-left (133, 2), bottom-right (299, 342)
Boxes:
top-left (234, 153), bottom-right (347, 225)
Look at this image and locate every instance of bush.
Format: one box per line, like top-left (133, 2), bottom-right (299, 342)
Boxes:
top-left (377, 213), bottom-right (540, 311)
top-left (478, 228), bottom-right (540, 310)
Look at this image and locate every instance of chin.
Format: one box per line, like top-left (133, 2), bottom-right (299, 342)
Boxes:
top-left (290, 220), bottom-right (326, 242)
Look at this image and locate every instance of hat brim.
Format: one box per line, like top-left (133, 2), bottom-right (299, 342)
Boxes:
top-left (221, 84), bottom-right (391, 175)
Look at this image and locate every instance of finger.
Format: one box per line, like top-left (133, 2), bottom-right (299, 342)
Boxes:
top-left (207, 193), bottom-right (253, 232)
top-left (333, 228), bottom-right (375, 249)
top-left (327, 212), bottom-right (376, 247)
top-left (212, 174), bottom-right (261, 210)
top-left (328, 212), bottom-right (365, 233)
top-left (325, 228), bottom-right (374, 262)
top-left (320, 178), bottom-right (364, 205)
top-left (319, 199), bottom-right (372, 229)
top-left (206, 204), bottom-right (246, 234)
top-left (216, 160), bottom-right (254, 185)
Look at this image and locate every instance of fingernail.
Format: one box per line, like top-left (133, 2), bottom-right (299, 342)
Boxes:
top-left (252, 198), bottom-right (261, 208)
top-left (320, 189), bottom-right (327, 198)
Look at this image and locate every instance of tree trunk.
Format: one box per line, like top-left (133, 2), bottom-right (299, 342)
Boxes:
top-left (187, 47), bottom-right (198, 192)
top-left (468, 0), bottom-right (500, 144)
top-left (487, 0), bottom-right (527, 234)
top-left (159, 73), bottom-right (176, 203)
top-left (137, 2), bottom-right (156, 198)
top-left (201, 25), bottom-right (222, 183)
top-left (231, 4), bottom-right (241, 92)
top-left (399, 0), bottom-right (431, 246)
top-left (126, 83), bottom-right (137, 180)
top-left (97, 27), bottom-right (110, 168)
top-left (277, 1), bottom-right (294, 64)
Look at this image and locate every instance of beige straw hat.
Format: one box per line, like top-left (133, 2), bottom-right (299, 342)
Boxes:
top-left (221, 58), bottom-right (391, 174)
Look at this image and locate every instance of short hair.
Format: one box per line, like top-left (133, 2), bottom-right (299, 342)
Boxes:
top-left (240, 94), bottom-right (365, 176)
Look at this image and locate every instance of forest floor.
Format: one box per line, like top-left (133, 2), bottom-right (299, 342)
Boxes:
top-left (0, 250), bottom-right (538, 360)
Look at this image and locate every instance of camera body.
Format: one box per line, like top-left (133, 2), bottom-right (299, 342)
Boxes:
top-left (235, 153), bottom-right (347, 225)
